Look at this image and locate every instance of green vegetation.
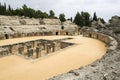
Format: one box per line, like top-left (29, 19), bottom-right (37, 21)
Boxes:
top-left (49, 10), bottom-right (57, 19)
top-left (93, 12), bottom-right (97, 21)
top-left (73, 11), bottom-right (106, 27)
top-left (0, 3), bottom-right (56, 19)
top-left (59, 13), bottom-right (66, 22)
top-left (74, 11), bottom-right (92, 27)
top-left (0, 3), bottom-right (105, 26)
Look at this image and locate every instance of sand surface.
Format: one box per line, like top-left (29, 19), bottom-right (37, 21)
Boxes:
top-left (0, 36), bottom-right (107, 80)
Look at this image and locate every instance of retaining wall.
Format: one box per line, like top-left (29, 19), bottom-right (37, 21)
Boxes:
top-left (0, 38), bottom-right (74, 60)
top-left (49, 30), bottom-right (118, 80)
top-left (83, 31), bottom-right (111, 46)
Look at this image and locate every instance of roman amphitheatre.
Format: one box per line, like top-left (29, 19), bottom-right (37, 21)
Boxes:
top-left (0, 15), bottom-right (120, 80)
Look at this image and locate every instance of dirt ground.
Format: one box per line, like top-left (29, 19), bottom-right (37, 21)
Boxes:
top-left (0, 36), bottom-right (107, 80)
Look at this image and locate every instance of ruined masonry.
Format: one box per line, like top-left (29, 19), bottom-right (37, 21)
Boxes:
top-left (0, 15), bottom-right (77, 59)
top-left (0, 15), bottom-right (113, 60)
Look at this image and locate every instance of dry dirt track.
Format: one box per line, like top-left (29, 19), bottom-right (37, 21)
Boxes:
top-left (0, 36), bottom-right (107, 80)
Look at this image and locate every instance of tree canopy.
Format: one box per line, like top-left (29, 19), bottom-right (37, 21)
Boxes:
top-left (0, 3), bottom-right (56, 19)
top-left (74, 12), bottom-right (92, 27)
top-left (59, 13), bottom-right (66, 22)
top-left (73, 11), bottom-right (104, 27)
top-left (93, 12), bottom-right (98, 21)
top-left (49, 10), bottom-right (57, 19)
top-left (74, 12), bottom-right (82, 26)
top-left (0, 2), bottom-right (105, 27)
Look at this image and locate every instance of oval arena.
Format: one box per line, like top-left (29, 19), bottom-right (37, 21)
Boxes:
top-left (0, 15), bottom-right (112, 80)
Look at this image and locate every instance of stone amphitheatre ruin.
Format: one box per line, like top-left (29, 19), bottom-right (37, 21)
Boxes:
top-left (0, 15), bottom-right (78, 58)
top-left (0, 15), bottom-right (119, 80)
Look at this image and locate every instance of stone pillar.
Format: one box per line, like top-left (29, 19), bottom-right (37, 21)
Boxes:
top-left (0, 50), bottom-right (2, 57)
top-left (27, 48), bottom-right (33, 58)
top-left (1, 49), bottom-right (8, 56)
top-left (27, 44), bottom-right (32, 49)
top-left (56, 41), bottom-right (61, 51)
top-left (3, 50), bottom-right (6, 56)
top-left (37, 42), bottom-right (41, 47)
top-left (0, 50), bottom-right (4, 57)
top-left (18, 47), bottom-right (24, 54)
top-left (47, 44), bottom-right (51, 54)
top-left (34, 32), bottom-right (36, 36)
top-left (33, 41), bottom-right (38, 48)
top-left (18, 43), bottom-right (24, 54)
top-left (47, 44), bottom-right (49, 54)
top-left (36, 46), bottom-right (41, 58)
top-left (22, 42), bottom-right (27, 55)
top-left (43, 41), bottom-right (48, 51)
top-left (11, 44), bottom-right (18, 54)
top-left (42, 43), bottom-right (47, 55)
top-left (9, 45), bottom-right (12, 54)
top-left (36, 32), bottom-right (38, 36)
top-left (30, 41), bottom-right (34, 48)
top-left (53, 42), bottom-right (56, 52)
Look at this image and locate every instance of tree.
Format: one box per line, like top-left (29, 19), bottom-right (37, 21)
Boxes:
top-left (70, 17), bottom-right (73, 22)
top-left (93, 12), bottom-right (97, 21)
top-left (14, 8), bottom-right (24, 16)
top-left (6, 5), bottom-right (12, 15)
top-left (59, 13), bottom-right (66, 22)
top-left (8, 5), bottom-right (12, 11)
top-left (74, 12), bottom-right (83, 26)
top-left (35, 10), bottom-right (42, 18)
top-left (67, 17), bottom-right (73, 22)
top-left (0, 3), bottom-right (2, 15)
top-left (83, 12), bottom-right (91, 26)
top-left (49, 10), bottom-right (55, 18)
top-left (41, 12), bottom-right (48, 18)
top-left (74, 11), bottom-right (92, 27)
top-left (0, 2), bottom-right (7, 15)
top-left (22, 4), bottom-right (29, 17)
top-left (22, 4), bottom-right (27, 10)
top-left (0, 3), bottom-right (55, 19)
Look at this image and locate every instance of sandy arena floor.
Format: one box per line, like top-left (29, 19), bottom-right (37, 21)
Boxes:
top-left (0, 36), bottom-right (107, 80)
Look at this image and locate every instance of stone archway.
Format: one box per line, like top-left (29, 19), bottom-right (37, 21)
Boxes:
top-left (61, 26), bottom-right (64, 30)
top-left (66, 32), bottom-right (68, 35)
top-left (5, 34), bottom-right (9, 39)
top-left (56, 32), bottom-right (58, 35)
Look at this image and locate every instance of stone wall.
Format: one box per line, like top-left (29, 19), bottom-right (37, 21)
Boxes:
top-left (0, 15), bottom-right (40, 26)
top-left (0, 15), bottom-right (79, 40)
top-left (0, 38), bottom-right (74, 60)
top-left (0, 16), bottom-right (21, 26)
top-left (49, 31), bottom-right (120, 80)
top-left (0, 48), bottom-right (9, 57)
top-left (83, 30), bottom-right (111, 45)
top-left (49, 30), bottom-right (118, 80)
top-left (20, 18), bottom-right (40, 25)
top-left (43, 19), bottom-right (61, 25)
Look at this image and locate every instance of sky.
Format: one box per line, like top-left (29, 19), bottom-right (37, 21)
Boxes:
top-left (0, 0), bottom-right (120, 22)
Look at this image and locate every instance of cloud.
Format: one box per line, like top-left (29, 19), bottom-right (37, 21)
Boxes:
top-left (0, 0), bottom-right (120, 21)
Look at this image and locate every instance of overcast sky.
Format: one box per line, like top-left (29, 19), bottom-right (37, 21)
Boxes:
top-left (0, 0), bottom-right (120, 21)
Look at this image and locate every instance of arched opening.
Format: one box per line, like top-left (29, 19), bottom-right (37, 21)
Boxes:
top-left (56, 32), bottom-right (58, 35)
top-left (89, 33), bottom-right (92, 37)
top-left (61, 26), bottom-right (64, 30)
top-left (5, 34), bottom-right (9, 39)
top-left (66, 32), bottom-right (68, 35)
